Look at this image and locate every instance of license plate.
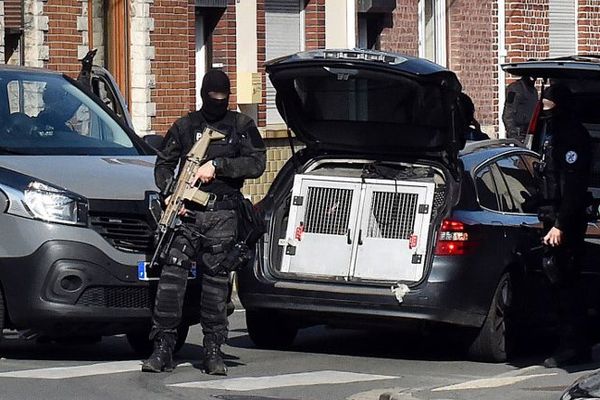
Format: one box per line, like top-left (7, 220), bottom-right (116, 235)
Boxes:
top-left (137, 261), bottom-right (197, 281)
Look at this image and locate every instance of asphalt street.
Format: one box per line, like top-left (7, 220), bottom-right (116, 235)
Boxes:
top-left (0, 309), bottom-right (597, 400)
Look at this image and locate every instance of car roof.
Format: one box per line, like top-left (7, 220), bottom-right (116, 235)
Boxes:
top-left (0, 64), bottom-right (63, 76)
top-left (459, 139), bottom-right (537, 171)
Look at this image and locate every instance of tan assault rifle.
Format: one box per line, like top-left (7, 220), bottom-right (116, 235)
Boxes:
top-left (149, 126), bottom-right (226, 269)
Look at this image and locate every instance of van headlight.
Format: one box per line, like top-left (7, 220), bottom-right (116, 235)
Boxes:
top-left (21, 181), bottom-right (88, 226)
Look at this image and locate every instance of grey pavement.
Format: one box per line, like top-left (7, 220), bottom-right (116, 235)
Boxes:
top-left (0, 309), bottom-right (596, 400)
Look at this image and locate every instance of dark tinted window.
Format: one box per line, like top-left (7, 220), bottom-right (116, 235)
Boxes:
top-left (0, 71), bottom-right (139, 156)
top-left (292, 72), bottom-right (447, 127)
top-left (496, 154), bottom-right (538, 213)
top-left (475, 166), bottom-right (500, 211)
top-left (490, 163), bottom-right (516, 212)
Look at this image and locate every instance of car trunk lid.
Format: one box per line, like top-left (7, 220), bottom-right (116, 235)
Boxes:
top-left (266, 49), bottom-right (464, 175)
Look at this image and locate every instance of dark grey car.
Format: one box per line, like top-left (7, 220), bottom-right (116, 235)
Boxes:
top-left (237, 49), bottom-right (600, 363)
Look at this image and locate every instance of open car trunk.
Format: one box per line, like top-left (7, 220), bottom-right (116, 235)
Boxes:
top-left (270, 159), bottom-right (448, 285)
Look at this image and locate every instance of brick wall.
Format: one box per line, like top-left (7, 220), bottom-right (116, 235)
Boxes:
top-left (578, 1), bottom-right (600, 54)
top-left (213, 0), bottom-right (237, 109)
top-left (305, 0), bottom-right (325, 50)
top-left (242, 139), bottom-right (296, 202)
top-left (45, 0), bottom-right (82, 76)
top-left (379, 1), bottom-right (418, 56)
top-left (504, 0), bottom-right (549, 65)
top-left (150, 0), bottom-right (195, 135)
top-left (448, 0), bottom-right (498, 135)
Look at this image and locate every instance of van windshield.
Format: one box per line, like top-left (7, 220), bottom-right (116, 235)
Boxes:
top-left (0, 70), bottom-right (140, 156)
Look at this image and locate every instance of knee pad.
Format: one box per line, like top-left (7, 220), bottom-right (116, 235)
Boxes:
top-left (201, 274), bottom-right (229, 324)
top-left (152, 264), bottom-right (189, 330)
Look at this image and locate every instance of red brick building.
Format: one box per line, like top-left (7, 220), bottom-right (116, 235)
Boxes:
top-left (1, 0), bottom-right (598, 198)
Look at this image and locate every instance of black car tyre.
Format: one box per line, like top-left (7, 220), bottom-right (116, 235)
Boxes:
top-left (0, 285), bottom-right (4, 347)
top-left (127, 325), bottom-right (189, 356)
top-left (469, 272), bottom-right (513, 362)
top-left (246, 309), bottom-right (297, 349)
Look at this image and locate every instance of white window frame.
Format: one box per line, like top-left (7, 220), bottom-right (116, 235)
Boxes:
top-left (418, 0), bottom-right (447, 66)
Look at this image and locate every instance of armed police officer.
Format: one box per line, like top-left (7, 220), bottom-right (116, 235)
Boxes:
top-left (503, 76), bottom-right (538, 142)
top-left (142, 70), bottom-right (266, 375)
top-left (533, 83), bottom-right (591, 368)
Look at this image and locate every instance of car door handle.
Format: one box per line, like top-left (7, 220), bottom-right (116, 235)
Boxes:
top-left (490, 220), bottom-right (504, 226)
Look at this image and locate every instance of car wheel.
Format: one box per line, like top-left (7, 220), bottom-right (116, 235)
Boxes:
top-left (127, 325), bottom-right (189, 357)
top-left (246, 309), bottom-right (297, 349)
top-left (0, 286), bottom-right (5, 346)
top-left (468, 272), bottom-right (513, 362)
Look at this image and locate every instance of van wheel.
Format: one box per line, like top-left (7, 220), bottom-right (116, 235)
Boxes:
top-left (127, 325), bottom-right (189, 357)
top-left (246, 309), bottom-right (297, 349)
top-left (469, 272), bottom-right (513, 362)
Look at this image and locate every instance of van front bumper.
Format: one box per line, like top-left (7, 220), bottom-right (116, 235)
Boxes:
top-left (0, 240), bottom-right (202, 336)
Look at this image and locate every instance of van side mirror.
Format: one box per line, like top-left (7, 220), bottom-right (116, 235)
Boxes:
top-left (143, 134), bottom-right (164, 150)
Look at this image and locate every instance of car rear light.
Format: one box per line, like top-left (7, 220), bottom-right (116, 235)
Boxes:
top-left (434, 219), bottom-right (474, 256)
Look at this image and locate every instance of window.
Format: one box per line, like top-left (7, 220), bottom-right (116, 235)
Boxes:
top-left (265, 0), bottom-right (303, 124)
top-left (496, 154), bottom-right (539, 214)
top-left (549, 0), bottom-right (577, 58)
top-left (418, 0), bottom-right (446, 66)
top-left (1, 71), bottom-right (137, 155)
top-left (475, 166), bottom-right (500, 211)
top-left (490, 163), bottom-right (516, 212)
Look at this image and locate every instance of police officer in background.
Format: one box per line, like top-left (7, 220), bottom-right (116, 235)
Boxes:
top-left (458, 93), bottom-right (490, 142)
top-left (534, 83), bottom-right (591, 368)
top-left (142, 70), bottom-right (266, 375)
top-left (503, 76), bottom-right (538, 142)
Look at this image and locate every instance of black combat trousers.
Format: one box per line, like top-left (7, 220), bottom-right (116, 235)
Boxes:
top-left (150, 209), bottom-right (237, 347)
top-left (542, 220), bottom-right (587, 349)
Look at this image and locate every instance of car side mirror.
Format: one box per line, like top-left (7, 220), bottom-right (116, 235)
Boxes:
top-left (143, 134), bottom-right (164, 150)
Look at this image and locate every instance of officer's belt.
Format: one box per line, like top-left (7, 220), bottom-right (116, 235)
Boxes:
top-left (203, 193), bottom-right (241, 211)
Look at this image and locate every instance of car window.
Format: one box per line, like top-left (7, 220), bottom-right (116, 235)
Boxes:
top-left (495, 154), bottom-right (538, 214)
top-left (489, 163), bottom-right (516, 212)
top-left (91, 75), bottom-right (128, 126)
top-left (475, 166), bottom-right (500, 211)
top-left (0, 71), bottom-right (139, 156)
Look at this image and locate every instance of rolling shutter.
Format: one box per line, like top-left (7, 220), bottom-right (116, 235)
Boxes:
top-left (4, 0), bottom-right (23, 30)
top-left (549, 0), bottom-right (576, 58)
top-left (265, 0), bottom-right (302, 125)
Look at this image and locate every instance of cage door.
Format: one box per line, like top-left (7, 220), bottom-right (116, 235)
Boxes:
top-left (280, 175), bottom-right (361, 277)
top-left (350, 180), bottom-right (435, 282)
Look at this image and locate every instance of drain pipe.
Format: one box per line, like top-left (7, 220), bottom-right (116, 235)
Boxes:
top-left (497, 0), bottom-right (507, 138)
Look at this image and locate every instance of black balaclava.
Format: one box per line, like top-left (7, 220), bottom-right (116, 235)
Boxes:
top-left (200, 70), bottom-right (231, 122)
top-left (541, 83), bottom-right (571, 118)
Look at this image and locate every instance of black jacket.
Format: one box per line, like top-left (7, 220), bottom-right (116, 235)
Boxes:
top-left (537, 111), bottom-right (591, 231)
top-left (502, 77), bottom-right (538, 142)
top-left (155, 110), bottom-right (266, 196)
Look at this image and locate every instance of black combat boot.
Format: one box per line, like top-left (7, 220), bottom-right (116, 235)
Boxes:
top-left (204, 341), bottom-right (227, 375)
top-left (141, 333), bottom-right (176, 373)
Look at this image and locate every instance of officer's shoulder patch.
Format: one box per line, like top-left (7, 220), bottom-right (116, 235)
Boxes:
top-left (506, 92), bottom-right (516, 104)
top-left (565, 150), bottom-right (578, 164)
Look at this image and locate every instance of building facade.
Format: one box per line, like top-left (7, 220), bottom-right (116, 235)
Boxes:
top-left (1, 0), bottom-right (599, 200)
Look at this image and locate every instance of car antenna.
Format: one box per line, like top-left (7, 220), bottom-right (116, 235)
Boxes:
top-left (280, 101), bottom-right (300, 172)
